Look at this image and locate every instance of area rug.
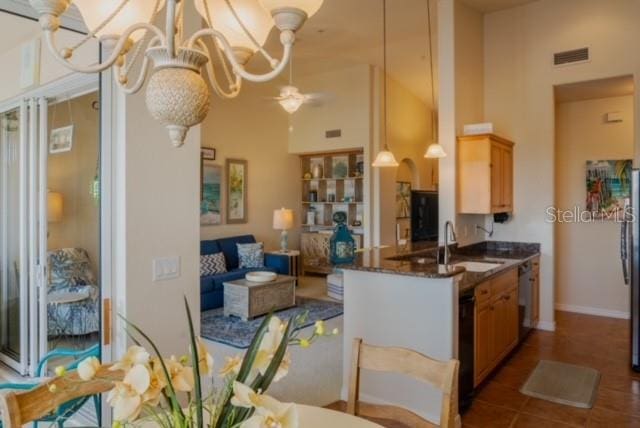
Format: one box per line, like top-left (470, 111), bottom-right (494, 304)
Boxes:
top-left (520, 360), bottom-right (601, 408)
top-left (201, 297), bottom-right (343, 349)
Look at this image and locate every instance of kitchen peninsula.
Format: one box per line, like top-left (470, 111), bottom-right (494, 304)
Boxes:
top-left (339, 241), bottom-right (540, 424)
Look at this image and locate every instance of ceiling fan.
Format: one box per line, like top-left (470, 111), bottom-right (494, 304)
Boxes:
top-left (269, 57), bottom-right (325, 114)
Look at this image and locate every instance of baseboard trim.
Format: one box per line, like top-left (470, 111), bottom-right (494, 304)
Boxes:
top-left (555, 303), bottom-right (630, 320)
top-left (535, 320), bottom-right (556, 331)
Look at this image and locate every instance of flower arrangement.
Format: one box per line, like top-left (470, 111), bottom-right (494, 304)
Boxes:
top-left (55, 298), bottom-right (337, 428)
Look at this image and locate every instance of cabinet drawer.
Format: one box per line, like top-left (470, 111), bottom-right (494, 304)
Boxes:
top-left (475, 281), bottom-right (491, 305)
top-left (490, 268), bottom-right (517, 298)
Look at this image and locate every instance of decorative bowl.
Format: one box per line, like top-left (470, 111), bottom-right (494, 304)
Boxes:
top-left (245, 271), bottom-right (277, 283)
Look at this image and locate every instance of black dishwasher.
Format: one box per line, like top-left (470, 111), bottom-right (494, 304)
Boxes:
top-left (459, 289), bottom-right (475, 412)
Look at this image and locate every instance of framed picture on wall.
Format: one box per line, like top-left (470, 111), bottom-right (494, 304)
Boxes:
top-left (201, 147), bottom-right (216, 160)
top-left (396, 181), bottom-right (411, 219)
top-left (49, 125), bottom-right (74, 154)
top-left (226, 159), bottom-right (248, 224)
top-left (201, 160), bottom-right (223, 226)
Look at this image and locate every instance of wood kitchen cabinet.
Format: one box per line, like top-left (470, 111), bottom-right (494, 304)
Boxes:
top-left (474, 268), bottom-right (519, 387)
top-left (458, 134), bottom-right (515, 214)
top-left (532, 256), bottom-right (540, 326)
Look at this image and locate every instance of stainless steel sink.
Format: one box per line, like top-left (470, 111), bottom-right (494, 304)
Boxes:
top-left (452, 261), bottom-right (503, 272)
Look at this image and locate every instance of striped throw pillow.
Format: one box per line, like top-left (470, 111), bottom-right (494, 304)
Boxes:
top-left (200, 253), bottom-right (227, 276)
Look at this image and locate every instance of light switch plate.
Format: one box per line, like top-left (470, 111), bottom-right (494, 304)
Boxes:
top-left (153, 256), bottom-right (181, 282)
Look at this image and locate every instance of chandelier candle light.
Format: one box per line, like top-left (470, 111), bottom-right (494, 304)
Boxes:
top-left (28, 0), bottom-right (324, 146)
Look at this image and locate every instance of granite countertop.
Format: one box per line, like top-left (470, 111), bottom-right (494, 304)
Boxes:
top-left (341, 241), bottom-right (541, 290)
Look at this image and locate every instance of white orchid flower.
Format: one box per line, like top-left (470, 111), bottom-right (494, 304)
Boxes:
top-left (144, 358), bottom-right (168, 405)
top-left (107, 364), bottom-right (150, 422)
top-left (231, 381), bottom-right (267, 409)
top-left (110, 346), bottom-right (150, 371)
top-left (164, 356), bottom-right (195, 392)
top-left (77, 356), bottom-right (101, 381)
top-left (219, 355), bottom-right (243, 377)
top-left (240, 395), bottom-right (299, 428)
top-left (252, 317), bottom-right (288, 379)
top-left (193, 337), bottom-right (214, 375)
top-left (273, 352), bottom-right (291, 383)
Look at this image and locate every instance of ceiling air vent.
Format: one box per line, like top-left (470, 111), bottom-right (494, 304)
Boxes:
top-left (554, 47), bottom-right (590, 66)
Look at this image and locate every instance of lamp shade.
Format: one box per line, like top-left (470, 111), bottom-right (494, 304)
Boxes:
top-left (372, 149), bottom-right (399, 167)
top-left (424, 143), bottom-right (447, 158)
top-left (273, 208), bottom-right (294, 230)
top-left (195, 0), bottom-right (274, 53)
top-left (258, 0), bottom-right (324, 18)
top-left (74, 0), bottom-right (165, 43)
top-left (47, 191), bottom-right (63, 223)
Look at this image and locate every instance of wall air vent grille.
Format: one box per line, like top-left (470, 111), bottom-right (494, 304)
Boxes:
top-left (554, 47), bottom-right (590, 66)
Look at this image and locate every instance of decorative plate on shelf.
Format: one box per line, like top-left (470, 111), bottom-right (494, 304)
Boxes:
top-left (245, 271), bottom-right (277, 283)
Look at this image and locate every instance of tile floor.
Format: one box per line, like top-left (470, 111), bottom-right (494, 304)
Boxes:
top-left (329, 311), bottom-right (639, 427)
top-left (463, 311), bottom-right (640, 427)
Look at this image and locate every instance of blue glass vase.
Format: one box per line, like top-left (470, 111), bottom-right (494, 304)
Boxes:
top-left (330, 212), bottom-right (356, 265)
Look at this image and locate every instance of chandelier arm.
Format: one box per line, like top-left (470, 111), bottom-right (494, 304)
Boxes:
top-left (195, 40), bottom-right (242, 99)
top-left (186, 29), bottom-right (294, 83)
top-left (117, 37), bottom-right (162, 95)
top-left (166, 0), bottom-right (177, 58)
top-left (43, 23), bottom-right (166, 74)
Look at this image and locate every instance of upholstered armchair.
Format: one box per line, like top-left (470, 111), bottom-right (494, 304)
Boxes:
top-left (47, 248), bottom-right (99, 337)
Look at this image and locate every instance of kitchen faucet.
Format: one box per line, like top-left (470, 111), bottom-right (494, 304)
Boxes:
top-left (443, 221), bottom-right (457, 265)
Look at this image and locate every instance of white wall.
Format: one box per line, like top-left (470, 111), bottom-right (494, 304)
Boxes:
top-left (454, 0), bottom-right (487, 245)
top-left (484, 0), bottom-right (640, 330)
top-left (288, 65), bottom-right (372, 155)
top-left (200, 81), bottom-right (301, 251)
top-left (438, 0), bottom-right (487, 246)
top-left (555, 95), bottom-right (634, 318)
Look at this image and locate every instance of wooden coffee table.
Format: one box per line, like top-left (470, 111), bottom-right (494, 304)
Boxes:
top-left (223, 274), bottom-right (296, 320)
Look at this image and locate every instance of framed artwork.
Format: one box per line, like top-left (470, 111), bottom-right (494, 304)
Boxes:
top-left (201, 147), bottom-right (216, 160)
top-left (49, 125), bottom-right (74, 154)
top-left (396, 181), bottom-right (411, 219)
top-left (226, 159), bottom-right (248, 224)
top-left (586, 159), bottom-right (632, 219)
top-left (201, 160), bottom-right (223, 226)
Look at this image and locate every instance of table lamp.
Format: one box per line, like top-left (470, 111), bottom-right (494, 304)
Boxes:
top-left (273, 208), bottom-right (294, 253)
top-left (48, 191), bottom-right (64, 223)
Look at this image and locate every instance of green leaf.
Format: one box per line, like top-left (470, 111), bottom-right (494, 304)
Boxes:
top-left (118, 315), bottom-right (185, 423)
top-left (184, 296), bottom-right (204, 428)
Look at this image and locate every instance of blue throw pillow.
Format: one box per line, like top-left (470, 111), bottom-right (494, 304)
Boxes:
top-left (200, 253), bottom-right (227, 276)
top-left (237, 242), bottom-right (264, 269)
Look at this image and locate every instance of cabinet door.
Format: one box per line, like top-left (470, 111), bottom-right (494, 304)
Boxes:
top-left (502, 147), bottom-right (513, 211)
top-left (489, 296), bottom-right (505, 365)
top-left (474, 302), bottom-right (492, 386)
top-left (490, 143), bottom-right (503, 211)
top-left (505, 288), bottom-right (519, 351)
top-left (532, 257), bottom-right (540, 326)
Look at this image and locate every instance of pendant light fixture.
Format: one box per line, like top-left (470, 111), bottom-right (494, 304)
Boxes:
top-left (372, 0), bottom-right (399, 168)
top-left (424, 0), bottom-right (446, 159)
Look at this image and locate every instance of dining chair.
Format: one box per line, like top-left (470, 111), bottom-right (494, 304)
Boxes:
top-left (0, 345), bottom-right (115, 428)
top-left (347, 338), bottom-right (461, 428)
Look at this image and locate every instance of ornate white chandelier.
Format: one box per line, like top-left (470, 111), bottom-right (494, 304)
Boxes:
top-left (28, 0), bottom-right (324, 146)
